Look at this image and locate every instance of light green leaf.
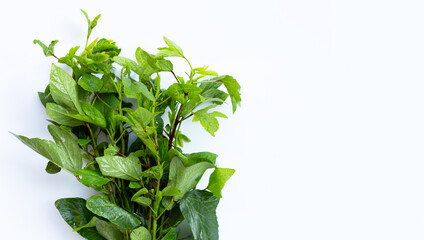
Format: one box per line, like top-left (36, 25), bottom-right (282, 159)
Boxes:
top-left (79, 74), bottom-right (103, 92)
top-left (131, 124), bottom-right (157, 157)
top-left (33, 39), bottom-right (58, 57)
top-left (131, 188), bottom-right (149, 202)
top-left (49, 64), bottom-right (82, 113)
top-left (95, 220), bottom-right (123, 240)
top-left (207, 168), bottom-right (235, 198)
top-left (86, 194), bottom-right (141, 229)
top-left (122, 77), bottom-right (155, 101)
top-left (129, 181), bottom-right (142, 189)
top-left (125, 107), bottom-right (157, 127)
top-left (140, 165), bottom-right (163, 179)
top-left (96, 154), bottom-right (142, 181)
top-left (156, 37), bottom-right (184, 58)
top-left (46, 103), bottom-right (84, 127)
top-left (75, 169), bottom-right (111, 188)
top-left (192, 105), bottom-right (227, 136)
top-left (130, 226), bottom-right (152, 240)
top-left (179, 190), bottom-right (219, 240)
top-left (98, 74), bottom-right (117, 93)
top-left (220, 75), bottom-right (241, 113)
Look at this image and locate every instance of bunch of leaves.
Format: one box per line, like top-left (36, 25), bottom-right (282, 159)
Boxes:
top-left (12, 10), bottom-right (241, 240)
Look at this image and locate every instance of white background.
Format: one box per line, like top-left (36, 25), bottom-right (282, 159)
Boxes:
top-left (1, 0), bottom-right (424, 239)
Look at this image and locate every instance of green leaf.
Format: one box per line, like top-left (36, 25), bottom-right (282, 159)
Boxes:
top-left (86, 194), bottom-right (142, 229)
top-left (47, 124), bottom-right (83, 173)
top-left (132, 196), bottom-right (152, 207)
top-left (98, 74), bottom-right (117, 93)
top-left (33, 39), bottom-right (58, 57)
top-left (81, 10), bottom-right (101, 41)
top-left (156, 37), bottom-right (184, 58)
top-left (55, 198), bottom-right (92, 228)
top-left (187, 152), bottom-right (217, 166)
top-left (162, 228), bottom-right (178, 240)
top-left (130, 226), bottom-right (152, 240)
top-left (45, 161), bottom-right (61, 174)
top-left (168, 156), bottom-right (214, 201)
top-left (131, 125), bottom-right (158, 157)
top-left (192, 105), bottom-right (227, 136)
top-left (96, 154), bottom-right (142, 181)
top-left (95, 220), bottom-right (123, 240)
top-left (49, 64), bottom-right (82, 113)
top-left (79, 74), bottom-right (103, 92)
top-left (73, 216), bottom-right (99, 232)
top-left (113, 56), bottom-right (142, 75)
top-left (129, 181), bottom-right (142, 189)
top-left (140, 165), bottom-right (163, 179)
top-left (131, 188), bottom-right (149, 200)
top-left (79, 228), bottom-right (106, 240)
top-left (162, 186), bottom-right (182, 197)
top-left (179, 190), bottom-right (219, 240)
top-left (207, 168), bottom-right (235, 198)
top-left (75, 169), bottom-right (111, 188)
top-left (122, 77), bottom-right (154, 101)
top-left (93, 93), bottom-right (119, 128)
top-left (46, 103), bottom-right (84, 127)
top-left (220, 75), bottom-right (241, 113)
top-left (68, 102), bottom-right (107, 128)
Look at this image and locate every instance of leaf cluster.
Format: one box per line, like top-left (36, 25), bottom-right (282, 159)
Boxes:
top-left (13, 10), bottom-right (241, 240)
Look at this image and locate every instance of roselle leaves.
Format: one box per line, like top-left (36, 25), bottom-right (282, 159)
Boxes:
top-left (49, 64), bottom-right (83, 113)
top-left (193, 105), bottom-right (227, 136)
top-left (16, 11), bottom-right (242, 240)
top-left (179, 190), bottom-right (220, 240)
top-left (96, 154), bottom-right (142, 181)
top-left (86, 194), bottom-right (142, 229)
top-left (130, 226), bottom-right (152, 240)
top-left (33, 39), bottom-right (58, 57)
top-left (207, 168), bottom-right (235, 198)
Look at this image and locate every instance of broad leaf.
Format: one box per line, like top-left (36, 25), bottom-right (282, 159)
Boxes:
top-left (113, 56), bottom-right (142, 75)
top-left (86, 194), bottom-right (141, 229)
top-left (49, 64), bottom-right (82, 113)
top-left (96, 154), bottom-right (142, 181)
top-left (179, 190), bottom-right (219, 240)
top-left (130, 226), bottom-right (151, 240)
top-left (207, 168), bottom-right (235, 198)
top-left (68, 102), bottom-right (107, 128)
top-left (192, 105), bottom-right (227, 136)
top-left (140, 165), bottom-right (163, 179)
top-left (187, 152), bottom-right (217, 166)
top-left (131, 124), bottom-right (157, 157)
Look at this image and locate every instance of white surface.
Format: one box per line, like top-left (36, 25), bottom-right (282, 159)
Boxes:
top-left (2, 0), bottom-right (424, 239)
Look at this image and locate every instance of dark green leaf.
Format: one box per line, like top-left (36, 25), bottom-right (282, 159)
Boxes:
top-left (179, 190), bottom-right (219, 240)
top-left (86, 194), bottom-right (142, 229)
top-left (55, 198), bottom-right (93, 230)
top-left (95, 154), bottom-right (142, 181)
top-left (45, 161), bottom-right (61, 174)
top-left (207, 168), bottom-right (235, 198)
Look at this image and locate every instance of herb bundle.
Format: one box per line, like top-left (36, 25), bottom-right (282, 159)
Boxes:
top-left (12, 10), bottom-right (241, 240)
